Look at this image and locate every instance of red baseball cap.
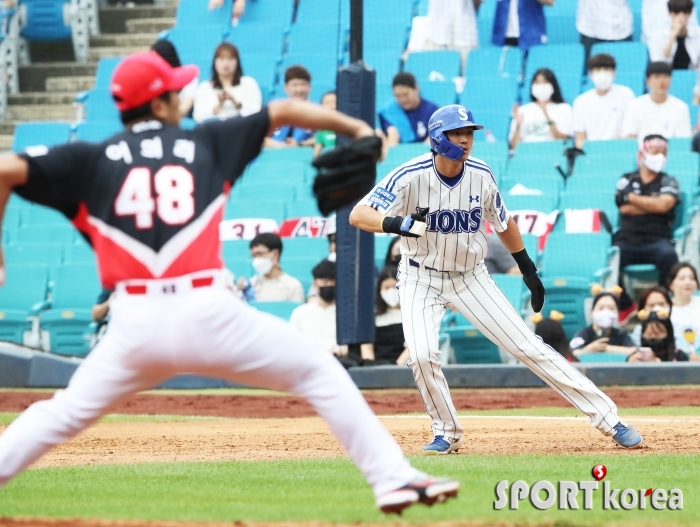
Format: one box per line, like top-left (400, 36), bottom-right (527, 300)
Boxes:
top-left (110, 51), bottom-right (199, 112)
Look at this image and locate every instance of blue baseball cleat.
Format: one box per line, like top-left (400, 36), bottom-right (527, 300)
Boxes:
top-left (612, 422), bottom-right (643, 449)
top-left (423, 435), bottom-right (462, 454)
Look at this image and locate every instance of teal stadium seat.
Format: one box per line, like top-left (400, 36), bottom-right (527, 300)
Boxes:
top-left (5, 243), bottom-right (63, 267)
top-left (174, 0), bottom-right (232, 32)
top-left (93, 57), bottom-right (123, 90)
top-left (465, 46), bottom-right (523, 79)
top-left (20, 204), bottom-right (72, 227)
top-left (405, 50), bottom-right (462, 80)
top-left (0, 265), bottom-right (48, 344)
top-left (577, 352), bottom-right (629, 363)
top-left (283, 237), bottom-right (329, 260)
top-left (442, 311), bottom-right (501, 364)
top-left (170, 27), bottom-right (228, 91)
top-left (669, 70), bottom-right (697, 106)
top-left (225, 198), bottom-right (287, 223)
top-left (75, 121), bottom-right (122, 142)
top-left (85, 89), bottom-right (119, 123)
top-left (492, 273), bottom-right (527, 315)
top-left (64, 243), bottom-right (94, 265)
top-left (375, 234), bottom-right (398, 269)
top-left (524, 44), bottom-right (584, 103)
top-left (39, 264), bottom-right (101, 357)
top-left (285, 200), bottom-right (319, 219)
top-left (250, 301), bottom-right (301, 320)
top-left (558, 190), bottom-right (619, 231)
top-left (12, 122), bottom-right (71, 152)
top-left (419, 80), bottom-right (457, 107)
top-left (15, 225), bottom-right (75, 245)
top-left (545, 0), bottom-right (578, 44)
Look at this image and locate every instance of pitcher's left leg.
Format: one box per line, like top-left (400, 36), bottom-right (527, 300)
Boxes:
top-left (448, 266), bottom-right (621, 436)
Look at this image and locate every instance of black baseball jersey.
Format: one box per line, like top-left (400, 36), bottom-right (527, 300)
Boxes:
top-left (16, 108), bottom-right (270, 288)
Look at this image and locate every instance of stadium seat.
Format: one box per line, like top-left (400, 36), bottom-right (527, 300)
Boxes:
top-left (558, 190), bottom-right (619, 231)
top-left (465, 107), bottom-right (511, 144)
top-left (0, 264), bottom-right (48, 344)
top-left (14, 226), bottom-right (75, 245)
top-left (84, 89), bottom-right (119, 123)
top-left (419, 80), bottom-right (457, 107)
top-left (282, 237), bottom-right (329, 260)
top-left (64, 243), bottom-right (94, 265)
top-left (405, 50), bottom-right (462, 81)
top-left (39, 263), bottom-right (101, 356)
top-left (174, 0), bottom-right (233, 33)
top-left (577, 352), bottom-right (629, 363)
top-left (524, 44), bottom-right (585, 103)
top-left (93, 57), bottom-right (123, 90)
top-left (465, 46), bottom-right (523, 80)
top-left (492, 274), bottom-right (527, 314)
top-left (4, 243), bottom-right (64, 267)
top-left (224, 199), bottom-right (287, 223)
top-left (75, 120), bottom-right (122, 142)
top-left (442, 312), bottom-right (501, 364)
top-left (505, 193), bottom-right (558, 213)
top-left (12, 122), bottom-right (71, 152)
top-left (582, 138), bottom-right (638, 158)
top-left (20, 0), bottom-right (89, 62)
top-left (285, 200), bottom-right (319, 219)
top-left (168, 26), bottom-right (226, 87)
top-left (669, 70), bottom-right (697, 106)
top-left (250, 301), bottom-right (301, 320)
top-left (20, 204), bottom-right (72, 227)
top-left (281, 52), bottom-right (339, 91)
top-left (461, 76), bottom-right (519, 114)
top-left (375, 234), bottom-right (397, 269)
top-left (545, 9), bottom-right (578, 45)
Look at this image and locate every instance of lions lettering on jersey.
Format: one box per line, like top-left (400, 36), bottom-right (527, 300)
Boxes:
top-left (426, 208), bottom-right (482, 234)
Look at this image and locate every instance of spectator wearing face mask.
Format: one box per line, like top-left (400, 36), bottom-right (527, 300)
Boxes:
top-left (614, 135), bottom-right (680, 317)
top-left (509, 68), bottom-right (572, 150)
top-left (628, 309), bottom-right (689, 362)
top-left (290, 260), bottom-right (347, 355)
top-left (570, 290), bottom-right (637, 357)
top-left (237, 233), bottom-right (304, 303)
top-left (573, 54), bottom-right (635, 149)
top-left (360, 267), bottom-right (410, 365)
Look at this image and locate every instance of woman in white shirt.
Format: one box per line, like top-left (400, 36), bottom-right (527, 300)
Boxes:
top-left (668, 262), bottom-right (700, 356)
top-left (193, 42), bottom-right (262, 123)
top-left (509, 68), bottom-right (573, 150)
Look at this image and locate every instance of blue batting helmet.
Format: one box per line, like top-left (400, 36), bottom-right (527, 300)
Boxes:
top-left (428, 105), bottom-right (483, 161)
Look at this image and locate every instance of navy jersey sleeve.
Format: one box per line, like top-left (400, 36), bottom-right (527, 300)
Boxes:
top-left (15, 142), bottom-right (100, 216)
top-left (196, 106), bottom-right (270, 182)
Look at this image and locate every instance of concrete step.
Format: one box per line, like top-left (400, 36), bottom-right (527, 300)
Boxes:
top-left (0, 135), bottom-right (14, 152)
top-left (19, 62), bottom-right (97, 93)
top-left (88, 46), bottom-right (147, 61)
top-left (6, 105), bottom-right (76, 122)
top-left (46, 76), bottom-right (95, 92)
top-left (91, 33), bottom-right (159, 48)
top-left (9, 92), bottom-right (78, 105)
top-left (125, 17), bottom-right (174, 34)
top-left (100, 6), bottom-right (176, 33)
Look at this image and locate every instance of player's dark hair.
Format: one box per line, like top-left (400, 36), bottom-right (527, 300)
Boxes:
top-left (117, 91), bottom-right (173, 125)
top-left (250, 233), bottom-right (283, 256)
top-left (284, 65), bottom-right (311, 84)
top-left (668, 262), bottom-right (699, 288)
top-left (392, 72), bottom-right (417, 89)
top-left (151, 39), bottom-right (181, 68)
top-left (384, 236), bottom-right (401, 267)
top-left (639, 286), bottom-right (673, 314)
top-left (646, 61), bottom-right (673, 77)
top-left (312, 259), bottom-right (336, 280)
top-left (529, 68), bottom-right (564, 104)
top-left (211, 42), bottom-right (243, 88)
top-left (375, 266), bottom-right (398, 316)
top-left (535, 319), bottom-right (578, 362)
top-left (587, 53), bottom-right (616, 72)
top-left (668, 0), bottom-right (694, 14)
top-left (591, 292), bottom-right (619, 311)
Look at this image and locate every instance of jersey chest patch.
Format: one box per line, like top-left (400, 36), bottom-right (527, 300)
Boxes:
top-left (426, 208), bottom-right (482, 234)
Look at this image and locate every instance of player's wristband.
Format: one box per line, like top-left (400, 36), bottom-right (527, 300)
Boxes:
top-left (382, 216), bottom-right (404, 236)
top-left (511, 248), bottom-right (537, 277)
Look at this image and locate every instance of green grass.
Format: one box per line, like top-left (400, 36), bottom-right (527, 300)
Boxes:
top-left (0, 455), bottom-right (695, 526)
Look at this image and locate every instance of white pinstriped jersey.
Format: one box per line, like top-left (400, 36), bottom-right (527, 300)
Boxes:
top-left (360, 153), bottom-right (509, 272)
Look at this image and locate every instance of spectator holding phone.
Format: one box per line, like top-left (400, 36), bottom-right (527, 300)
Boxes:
top-left (193, 42), bottom-right (262, 123)
top-left (628, 309), bottom-right (689, 361)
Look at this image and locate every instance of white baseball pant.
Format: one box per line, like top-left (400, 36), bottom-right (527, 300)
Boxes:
top-left (0, 270), bottom-right (420, 497)
top-left (397, 261), bottom-right (621, 440)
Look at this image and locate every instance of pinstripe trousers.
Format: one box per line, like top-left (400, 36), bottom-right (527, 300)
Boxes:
top-left (397, 261), bottom-right (622, 440)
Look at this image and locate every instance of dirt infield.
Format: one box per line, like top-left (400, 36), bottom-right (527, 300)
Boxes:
top-left (2, 386), bottom-right (700, 418)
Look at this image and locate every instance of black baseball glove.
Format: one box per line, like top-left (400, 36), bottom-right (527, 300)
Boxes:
top-left (511, 248), bottom-right (545, 313)
top-left (312, 135), bottom-right (383, 217)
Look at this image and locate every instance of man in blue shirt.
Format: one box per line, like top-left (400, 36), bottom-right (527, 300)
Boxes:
top-left (265, 65), bottom-right (316, 148)
top-left (378, 72), bottom-right (439, 146)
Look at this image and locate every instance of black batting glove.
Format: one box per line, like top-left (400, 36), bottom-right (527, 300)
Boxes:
top-left (511, 248), bottom-right (545, 313)
top-left (382, 207), bottom-right (430, 238)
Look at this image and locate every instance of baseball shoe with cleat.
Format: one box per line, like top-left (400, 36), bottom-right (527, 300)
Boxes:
top-left (423, 435), bottom-right (462, 454)
top-left (611, 422), bottom-right (643, 449)
top-left (376, 476), bottom-right (460, 514)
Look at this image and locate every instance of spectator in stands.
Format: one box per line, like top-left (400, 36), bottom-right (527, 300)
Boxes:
top-left (628, 309), bottom-right (689, 361)
top-left (509, 68), bottom-right (572, 150)
top-left (649, 0), bottom-right (700, 70)
top-left (360, 267), bottom-right (409, 365)
top-left (384, 236), bottom-right (402, 268)
top-left (576, 0), bottom-right (633, 60)
top-left (265, 66), bottom-right (316, 148)
top-left (614, 135), bottom-right (680, 312)
top-left (313, 91), bottom-right (337, 159)
top-left (237, 233), bottom-right (304, 303)
top-left (622, 62), bottom-right (692, 142)
top-left (569, 289), bottom-right (637, 357)
top-left (630, 286), bottom-right (680, 344)
top-left (643, 0), bottom-right (699, 43)
top-left (378, 72), bottom-right (439, 147)
top-left (193, 42), bottom-right (262, 123)
top-left (424, 0), bottom-right (480, 64)
top-left (667, 262), bottom-right (700, 355)
top-left (533, 314), bottom-right (579, 362)
top-left (573, 54), bottom-right (635, 148)
top-left (290, 260), bottom-right (347, 355)
top-left (492, 0), bottom-right (553, 51)
top-left (484, 235), bottom-right (519, 274)
top-left (152, 40), bottom-right (198, 118)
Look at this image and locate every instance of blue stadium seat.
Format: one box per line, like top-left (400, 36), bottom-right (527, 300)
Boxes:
top-left (466, 107), bottom-right (511, 144)
top-left (39, 263), bottom-right (101, 356)
top-left (235, 0), bottom-right (293, 26)
top-left (15, 226), bottom-right (75, 245)
top-left (582, 138), bottom-right (638, 158)
top-left (296, 0), bottom-right (346, 24)
top-left (20, 0), bottom-right (71, 41)
top-left (75, 120), bottom-right (122, 142)
top-left (524, 44), bottom-right (585, 103)
top-left (282, 237), bottom-right (329, 260)
top-left (545, 10), bottom-right (578, 45)
top-left (669, 69), bottom-right (697, 106)
top-left (250, 301), bottom-right (301, 320)
top-left (281, 52), bottom-right (339, 91)
top-left (667, 137), bottom-right (692, 151)
top-left (12, 122), bottom-right (71, 152)
top-left (442, 312), bottom-right (501, 364)
top-left (0, 265), bottom-right (48, 344)
top-left (461, 76), bottom-right (519, 114)
top-left (174, 0), bottom-right (233, 33)
top-left (493, 273), bottom-right (527, 314)
top-left (20, 204), bottom-right (72, 227)
top-left (4, 243), bottom-right (64, 267)
top-left (285, 200), bottom-right (319, 219)
top-left (93, 57), bottom-right (123, 90)
top-left (64, 243), bottom-right (94, 265)
top-left (419, 80), bottom-right (457, 107)
top-left (577, 352), bottom-right (629, 363)
top-left (466, 46), bottom-right (523, 80)
top-left (168, 27), bottom-right (226, 87)
top-left (85, 89), bottom-right (119, 123)
top-left (558, 190), bottom-right (619, 231)
top-left (375, 234), bottom-right (398, 269)
top-left (405, 50), bottom-right (462, 81)
top-left (229, 50), bottom-right (278, 93)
